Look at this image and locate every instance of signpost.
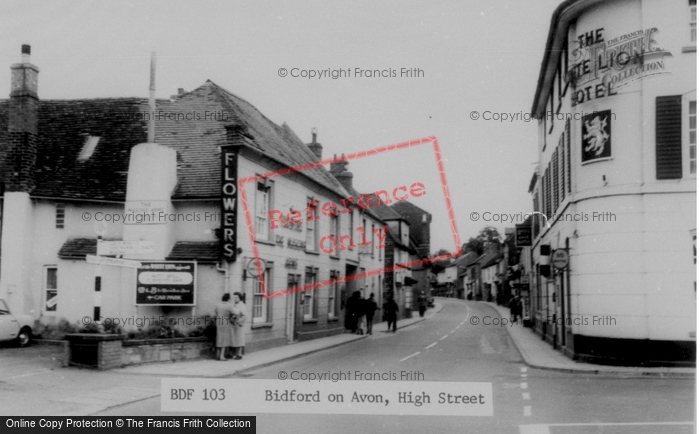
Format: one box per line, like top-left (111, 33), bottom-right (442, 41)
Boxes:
top-left (86, 255), bottom-right (142, 268)
top-left (97, 240), bottom-right (156, 256)
top-left (551, 249), bottom-right (569, 269)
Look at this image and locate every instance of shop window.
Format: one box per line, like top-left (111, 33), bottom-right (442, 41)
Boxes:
top-left (255, 181), bottom-right (272, 240)
top-left (44, 266), bottom-right (58, 313)
top-left (252, 267), bottom-right (272, 323)
top-left (55, 203), bottom-right (65, 229)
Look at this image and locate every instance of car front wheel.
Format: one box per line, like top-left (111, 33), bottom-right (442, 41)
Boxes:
top-left (16, 327), bottom-right (31, 347)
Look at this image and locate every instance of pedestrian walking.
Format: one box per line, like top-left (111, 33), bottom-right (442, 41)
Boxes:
top-left (418, 291), bottom-right (428, 318)
top-left (214, 293), bottom-right (235, 361)
top-left (509, 295), bottom-right (521, 324)
top-left (365, 293), bottom-right (378, 335)
top-left (383, 296), bottom-right (399, 333)
top-left (230, 292), bottom-right (247, 360)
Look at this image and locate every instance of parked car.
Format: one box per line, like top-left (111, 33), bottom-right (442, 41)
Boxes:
top-left (0, 299), bottom-right (33, 346)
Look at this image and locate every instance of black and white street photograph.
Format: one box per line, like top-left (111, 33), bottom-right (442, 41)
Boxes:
top-left (0, 1), bottom-right (696, 433)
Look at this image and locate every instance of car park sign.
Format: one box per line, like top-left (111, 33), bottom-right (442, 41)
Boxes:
top-left (136, 261), bottom-right (196, 305)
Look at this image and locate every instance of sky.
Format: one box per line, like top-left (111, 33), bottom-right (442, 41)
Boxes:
top-left (0, 0), bottom-right (563, 254)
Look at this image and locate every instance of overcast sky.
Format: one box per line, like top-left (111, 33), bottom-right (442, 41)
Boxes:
top-left (0, 0), bottom-right (563, 254)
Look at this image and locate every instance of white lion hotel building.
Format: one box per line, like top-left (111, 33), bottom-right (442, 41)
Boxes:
top-left (528, 0), bottom-right (696, 365)
top-left (0, 45), bottom-right (391, 350)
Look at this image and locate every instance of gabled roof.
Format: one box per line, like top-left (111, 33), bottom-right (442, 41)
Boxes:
top-left (0, 81), bottom-right (350, 201)
top-left (479, 250), bottom-right (503, 268)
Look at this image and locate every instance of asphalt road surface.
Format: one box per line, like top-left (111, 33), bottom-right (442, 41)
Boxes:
top-left (94, 299), bottom-right (695, 434)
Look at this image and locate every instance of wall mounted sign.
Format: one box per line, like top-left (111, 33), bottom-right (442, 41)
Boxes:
top-left (551, 249), bottom-right (569, 270)
top-left (246, 257), bottom-right (266, 278)
top-left (285, 258), bottom-right (298, 269)
top-left (569, 27), bottom-right (671, 107)
top-left (136, 261), bottom-right (196, 305)
top-left (287, 238), bottom-right (306, 250)
top-left (582, 110), bottom-right (612, 163)
top-left (221, 147), bottom-right (238, 261)
top-left (515, 224), bottom-right (532, 247)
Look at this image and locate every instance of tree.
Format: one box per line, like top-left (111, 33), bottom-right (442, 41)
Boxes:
top-left (461, 226), bottom-right (502, 256)
top-left (429, 248), bottom-right (453, 274)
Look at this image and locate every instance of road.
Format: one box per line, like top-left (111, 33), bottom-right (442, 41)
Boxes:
top-left (94, 299), bottom-right (695, 433)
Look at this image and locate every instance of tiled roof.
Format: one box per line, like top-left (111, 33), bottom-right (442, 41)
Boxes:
top-left (0, 81), bottom-right (350, 201)
top-left (166, 241), bottom-right (219, 263)
top-left (57, 237), bottom-right (98, 259)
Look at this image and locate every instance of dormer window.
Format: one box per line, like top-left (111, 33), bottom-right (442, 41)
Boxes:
top-left (78, 136), bottom-right (100, 161)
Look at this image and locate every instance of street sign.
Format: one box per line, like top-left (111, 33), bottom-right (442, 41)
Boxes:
top-left (86, 255), bottom-right (142, 268)
top-left (136, 261), bottom-right (196, 306)
top-left (97, 240), bottom-right (156, 256)
top-left (93, 221), bottom-right (108, 237)
top-left (246, 257), bottom-right (266, 278)
top-left (551, 249), bottom-right (569, 269)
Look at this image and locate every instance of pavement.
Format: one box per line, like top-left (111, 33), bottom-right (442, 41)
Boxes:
top-left (480, 301), bottom-right (696, 377)
top-left (115, 306), bottom-right (441, 378)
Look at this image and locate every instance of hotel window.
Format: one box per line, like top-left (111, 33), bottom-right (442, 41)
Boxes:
top-left (252, 266), bottom-right (272, 324)
top-left (692, 1), bottom-right (697, 43)
top-left (329, 270), bottom-right (340, 318)
top-left (44, 266), bottom-right (58, 313)
top-left (303, 267), bottom-right (318, 319)
top-left (306, 197), bottom-right (318, 251)
top-left (689, 100), bottom-right (697, 175)
top-left (255, 181), bottom-right (272, 240)
top-left (329, 214), bottom-right (339, 257)
top-left (348, 208), bottom-right (355, 248)
top-left (371, 223), bottom-right (375, 257)
top-left (55, 203), bottom-right (65, 229)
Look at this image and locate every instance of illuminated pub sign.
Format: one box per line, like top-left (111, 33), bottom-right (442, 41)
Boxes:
top-left (221, 147), bottom-right (238, 261)
top-left (136, 261), bottom-right (196, 305)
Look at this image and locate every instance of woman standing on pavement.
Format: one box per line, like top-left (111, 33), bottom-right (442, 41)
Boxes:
top-left (230, 292), bottom-right (247, 360)
top-left (215, 293), bottom-right (235, 361)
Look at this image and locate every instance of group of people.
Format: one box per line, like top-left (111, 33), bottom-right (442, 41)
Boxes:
top-left (215, 292), bottom-right (247, 361)
top-left (344, 291), bottom-right (399, 334)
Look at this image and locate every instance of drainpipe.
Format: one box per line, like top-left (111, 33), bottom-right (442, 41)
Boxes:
top-left (216, 260), bottom-right (230, 295)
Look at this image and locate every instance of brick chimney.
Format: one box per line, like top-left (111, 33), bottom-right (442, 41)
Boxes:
top-left (5, 44), bottom-right (39, 192)
top-left (330, 153), bottom-right (353, 191)
top-left (306, 128), bottom-right (323, 161)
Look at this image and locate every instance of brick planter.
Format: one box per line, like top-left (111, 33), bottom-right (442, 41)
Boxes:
top-left (65, 334), bottom-right (214, 370)
top-left (65, 334), bottom-right (124, 370)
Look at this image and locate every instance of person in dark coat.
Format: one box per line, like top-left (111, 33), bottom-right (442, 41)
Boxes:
top-left (355, 292), bottom-right (366, 335)
top-left (383, 296), bottom-right (399, 333)
top-left (364, 293), bottom-right (378, 335)
top-left (418, 291), bottom-right (428, 318)
top-left (509, 295), bottom-right (521, 323)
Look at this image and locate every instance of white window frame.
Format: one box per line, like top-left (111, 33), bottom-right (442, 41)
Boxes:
top-left (255, 181), bottom-right (272, 240)
top-left (306, 197), bottom-right (317, 251)
top-left (303, 268), bottom-right (317, 319)
top-left (691, 2), bottom-right (697, 44)
top-left (683, 92), bottom-right (697, 178)
top-left (43, 266), bottom-right (58, 314)
top-left (252, 267), bottom-right (272, 324)
top-left (329, 214), bottom-right (339, 257)
top-left (328, 270), bottom-right (339, 318)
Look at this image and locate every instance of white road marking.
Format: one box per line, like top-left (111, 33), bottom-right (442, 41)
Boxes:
top-left (523, 406), bottom-right (532, 417)
top-left (522, 392), bottom-right (530, 400)
top-left (520, 421), bottom-right (694, 434)
top-left (400, 352), bottom-right (420, 362)
top-left (425, 342), bottom-right (437, 349)
top-left (449, 330), bottom-right (455, 334)
top-left (520, 382), bottom-right (528, 389)
top-left (521, 373), bottom-right (527, 378)
top-left (520, 367), bottom-right (527, 373)
top-left (439, 335), bottom-right (448, 340)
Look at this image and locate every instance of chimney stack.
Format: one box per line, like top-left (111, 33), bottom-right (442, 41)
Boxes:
top-left (4, 44), bottom-right (39, 192)
top-left (306, 127), bottom-right (323, 161)
top-left (330, 153), bottom-right (353, 191)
